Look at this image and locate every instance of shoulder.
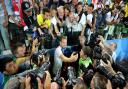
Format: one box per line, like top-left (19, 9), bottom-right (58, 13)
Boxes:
top-left (55, 46), bottom-right (62, 52)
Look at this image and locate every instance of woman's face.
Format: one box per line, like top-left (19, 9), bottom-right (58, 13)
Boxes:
top-left (64, 9), bottom-right (69, 17)
top-left (51, 9), bottom-right (57, 17)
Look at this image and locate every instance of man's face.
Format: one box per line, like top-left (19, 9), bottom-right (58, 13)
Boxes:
top-left (44, 12), bottom-right (50, 19)
top-left (5, 61), bottom-right (18, 75)
top-left (69, 12), bottom-right (74, 22)
top-left (72, 0), bottom-right (78, 6)
top-left (60, 39), bottom-right (67, 48)
top-left (88, 6), bottom-right (93, 14)
top-left (58, 8), bottom-right (64, 19)
top-left (77, 5), bottom-right (82, 13)
top-left (84, 5), bottom-right (88, 12)
top-left (24, 9), bottom-right (32, 16)
top-left (16, 45), bottom-right (26, 57)
top-left (43, 0), bottom-right (49, 6)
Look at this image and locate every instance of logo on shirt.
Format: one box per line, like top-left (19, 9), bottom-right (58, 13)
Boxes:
top-left (25, 3), bottom-right (29, 8)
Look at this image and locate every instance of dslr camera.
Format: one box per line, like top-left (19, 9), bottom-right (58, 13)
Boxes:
top-left (96, 60), bottom-right (126, 89)
top-left (15, 60), bottom-right (50, 89)
top-left (31, 49), bottom-right (48, 66)
top-left (53, 68), bottom-right (63, 87)
top-left (67, 66), bottom-right (77, 86)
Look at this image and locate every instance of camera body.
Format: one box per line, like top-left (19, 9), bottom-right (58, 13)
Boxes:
top-left (53, 68), bottom-right (63, 87)
top-left (31, 49), bottom-right (48, 66)
top-left (67, 67), bottom-right (77, 86)
top-left (96, 60), bottom-right (126, 89)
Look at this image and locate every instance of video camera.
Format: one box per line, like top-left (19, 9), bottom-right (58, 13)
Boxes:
top-left (15, 60), bottom-right (50, 89)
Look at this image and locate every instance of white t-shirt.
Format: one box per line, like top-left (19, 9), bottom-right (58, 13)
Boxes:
top-left (105, 0), bottom-right (111, 5)
top-left (104, 12), bottom-right (113, 31)
top-left (87, 14), bottom-right (93, 23)
top-left (79, 13), bottom-right (86, 26)
top-left (53, 46), bottom-right (63, 75)
top-left (51, 16), bottom-right (57, 26)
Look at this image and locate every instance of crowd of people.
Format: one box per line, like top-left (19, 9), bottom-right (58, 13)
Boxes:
top-left (0, 0), bottom-right (128, 89)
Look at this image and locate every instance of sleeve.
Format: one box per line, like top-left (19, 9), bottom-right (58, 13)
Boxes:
top-left (47, 19), bottom-right (51, 28)
top-left (56, 47), bottom-right (63, 57)
top-left (37, 14), bottom-right (42, 26)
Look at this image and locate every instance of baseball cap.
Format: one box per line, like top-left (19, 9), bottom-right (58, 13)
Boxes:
top-left (22, 1), bottom-right (32, 12)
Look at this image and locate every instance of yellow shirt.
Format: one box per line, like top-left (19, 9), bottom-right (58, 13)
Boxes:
top-left (125, 3), bottom-right (128, 17)
top-left (16, 57), bottom-right (28, 65)
top-left (37, 14), bottom-right (51, 28)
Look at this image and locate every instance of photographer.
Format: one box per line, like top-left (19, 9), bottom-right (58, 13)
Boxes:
top-left (4, 71), bottom-right (52, 89)
top-left (21, 1), bottom-right (37, 46)
top-left (63, 66), bottom-right (87, 89)
top-left (0, 55), bottom-right (30, 86)
top-left (53, 35), bottom-right (78, 77)
top-left (22, 1), bottom-right (37, 33)
top-left (36, 7), bottom-right (53, 49)
top-left (98, 35), bottom-right (117, 63)
top-left (12, 42), bottom-right (30, 66)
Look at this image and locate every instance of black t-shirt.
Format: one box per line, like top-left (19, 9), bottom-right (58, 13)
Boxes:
top-left (23, 13), bottom-right (37, 33)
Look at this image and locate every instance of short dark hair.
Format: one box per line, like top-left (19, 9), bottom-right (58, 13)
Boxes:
top-left (12, 42), bottom-right (24, 54)
top-left (93, 73), bottom-right (108, 89)
top-left (82, 46), bottom-right (91, 56)
top-left (89, 3), bottom-right (94, 9)
top-left (64, 4), bottom-right (70, 12)
top-left (77, 2), bottom-right (83, 6)
top-left (60, 35), bottom-right (67, 41)
top-left (0, 55), bottom-right (13, 72)
top-left (74, 78), bottom-right (87, 89)
top-left (43, 7), bottom-right (50, 14)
